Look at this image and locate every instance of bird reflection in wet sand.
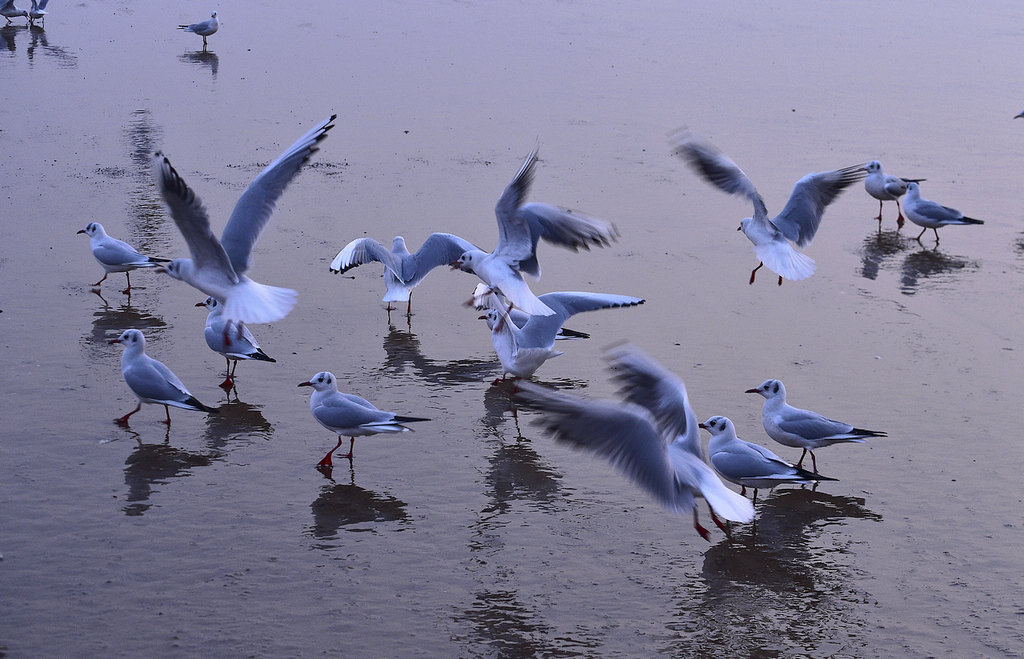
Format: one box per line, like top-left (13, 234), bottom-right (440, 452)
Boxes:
top-left (480, 436), bottom-right (563, 517)
top-left (681, 489), bottom-right (882, 653)
top-left (178, 50), bottom-right (218, 79)
top-left (120, 432), bottom-right (215, 516)
top-left (0, 24), bottom-right (24, 51)
top-left (202, 398), bottom-right (273, 451)
top-left (857, 228), bottom-right (908, 280)
top-left (307, 463), bottom-right (410, 540)
top-left (25, 23), bottom-right (77, 67)
top-left (900, 246), bottom-right (978, 295)
top-left (85, 299), bottom-right (167, 352)
top-left (454, 589), bottom-right (570, 657)
top-left (378, 322), bottom-right (500, 387)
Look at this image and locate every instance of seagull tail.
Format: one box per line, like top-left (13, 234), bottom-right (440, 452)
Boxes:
top-left (223, 281), bottom-right (298, 325)
top-left (756, 243), bottom-right (816, 281)
top-left (250, 349), bottom-right (276, 363)
top-left (698, 470), bottom-right (755, 523)
top-left (960, 216), bottom-right (984, 225)
top-left (184, 396), bottom-right (220, 414)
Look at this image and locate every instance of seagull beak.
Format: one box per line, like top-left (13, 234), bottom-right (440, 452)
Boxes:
top-left (76, 229), bottom-right (86, 234)
top-left (194, 301), bottom-right (206, 307)
top-left (477, 314), bottom-right (488, 320)
top-left (698, 423), bottom-right (708, 429)
top-left (744, 388), bottom-right (760, 394)
top-left (450, 260), bottom-right (463, 270)
top-left (297, 381), bottom-right (313, 387)
top-left (108, 338), bottom-right (122, 344)
top-left (736, 224), bottom-right (743, 231)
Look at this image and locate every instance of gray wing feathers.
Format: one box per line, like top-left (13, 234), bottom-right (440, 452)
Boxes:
top-left (517, 203), bottom-right (619, 278)
top-left (671, 136), bottom-right (769, 219)
top-left (154, 152), bottom-right (238, 280)
top-left (493, 147), bottom-right (539, 261)
top-left (604, 344), bottom-right (694, 444)
top-left (774, 164), bottom-right (865, 247)
top-left (221, 115), bottom-right (336, 274)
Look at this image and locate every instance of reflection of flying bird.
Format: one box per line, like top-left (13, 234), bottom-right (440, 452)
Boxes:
top-left (196, 297), bottom-right (275, 389)
top-left (452, 146), bottom-right (620, 316)
top-left (671, 133), bottom-right (864, 285)
top-left (330, 233), bottom-right (476, 314)
top-left (154, 114), bottom-right (335, 325)
top-left (701, 415), bottom-right (835, 504)
top-left (517, 344), bottom-right (754, 540)
top-left (298, 371), bottom-right (430, 466)
top-left (862, 160), bottom-right (924, 227)
top-left (746, 379), bottom-right (886, 474)
top-left (178, 11), bottom-right (218, 48)
top-left (902, 182), bottom-right (984, 243)
top-left (78, 222), bottom-right (169, 293)
top-left (110, 329), bottom-right (219, 425)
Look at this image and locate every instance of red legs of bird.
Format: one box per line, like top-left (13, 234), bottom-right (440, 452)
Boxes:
top-left (895, 200), bottom-right (905, 228)
top-left (121, 271), bottom-right (133, 294)
top-left (915, 227), bottom-right (940, 243)
top-left (91, 272), bottom-right (108, 288)
top-left (161, 405), bottom-right (172, 425)
top-left (219, 357), bottom-right (235, 390)
top-left (692, 509), bottom-right (711, 542)
top-left (709, 505), bottom-right (732, 539)
top-left (318, 436), bottom-right (355, 468)
top-left (115, 403), bottom-right (142, 425)
top-left (740, 485), bottom-right (747, 497)
top-left (749, 262), bottom-right (763, 285)
top-left (875, 199), bottom-right (884, 223)
top-left (406, 292), bottom-right (413, 317)
top-left (752, 488), bottom-right (759, 505)
top-left (795, 448), bottom-right (819, 474)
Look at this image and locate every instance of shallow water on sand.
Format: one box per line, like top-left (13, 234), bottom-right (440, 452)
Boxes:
top-left (2, 1), bottom-right (1023, 656)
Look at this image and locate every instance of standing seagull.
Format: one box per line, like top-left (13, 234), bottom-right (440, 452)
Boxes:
top-left (671, 133), bottom-right (865, 285)
top-left (902, 182), bottom-right (984, 243)
top-left (77, 222), bottom-right (169, 293)
top-left (862, 160), bottom-right (925, 228)
top-left (109, 329), bottom-right (219, 425)
top-left (516, 344), bottom-right (754, 541)
top-left (154, 114), bottom-right (335, 326)
top-left (700, 415), bottom-right (835, 504)
top-left (298, 371), bottom-right (430, 466)
top-left (330, 233), bottom-right (477, 315)
top-left (452, 146), bottom-right (620, 316)
top-left (196, 297), bottom-right (275, 389)
top-left (1, 0), bottom-right (28, 24)
top-left (179, 11), bottom-right (218, 49)
top-left (746, 379), bottom-right (886, 474)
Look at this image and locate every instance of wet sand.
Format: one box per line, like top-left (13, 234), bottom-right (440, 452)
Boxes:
top-left (2, 1), bottom-right (1023, 656)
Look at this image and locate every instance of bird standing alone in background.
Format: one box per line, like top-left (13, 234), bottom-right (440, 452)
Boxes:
top-left (179, 11), bottom-right (218, 49)
top-left (901, 182), bottom-right (984, 243)
top-left (862, 160), bottom-right (924, 228)
top-left (78, 222), bottom-right (169, 293)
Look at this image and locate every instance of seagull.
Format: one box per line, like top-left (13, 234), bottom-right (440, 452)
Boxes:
top-left (671, 133), bottom-right (865, 285)
top-left (862, 160), bottom-right (925, 228)
top-left (475, 286), bottom-right (645, 381)
top-left (452, 146), bottom-right (620, 316)
top-left (27, 0), bottom-right (45, 24)
top-left (330, 233), bottom-right (477, 315)
top-left (154, 114), bottom-right (335, 326)
top-left (515, 344), bottom-right (754, 541)
top-left (746, 379), bottom-right (886, 474)
top-left (901, 182), bottom-right (984, 243)
top-left (109, 329), bottom-right (219, 425)
top-left (196, 297), bottom-right (275, 389)
top-left (298, 371), bottom-right (430, 466)
top-left (77, 222), bottom-right (169, 293)
top-left (1014, 109), bottom-right (1024, 119)
top-left (179, 11), bottom-right (218, 48)
top-left (1, 0), bottom-right (28, 24)
top-left (700, 415), bottom-right (835, 504)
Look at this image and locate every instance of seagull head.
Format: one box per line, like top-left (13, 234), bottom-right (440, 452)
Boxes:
top-left (452, 249), bottom-right (481, 273)
top-left (699, 415), bottom-right (736, 437)
top-left (478, 308), bottom-right (503, 331)
top-left (109, 328), bottom-right (145, 349)
top-left (158, 258), bottom-right (193, 280)
top-left (745, 379), bottom-right (785, 400)
top-left (863, 160), bottom-right (883, 174)
top-left (196, 296), bottom-right (219, 310)
top-left (77, 222), bottom-right (103, 237)
top-left (905, 181), bottom-right (921, 197)
top-left (298, 371), bottom-right (338, 392)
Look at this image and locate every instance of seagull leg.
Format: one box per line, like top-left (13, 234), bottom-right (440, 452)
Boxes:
top-left (933, 228), bottom-right (940, 243)
top-left (896, 200), bottom-right (905, 228)
top-left (875, 200), bottom-right (883, 223)
top-left (114, 403), bottom-right (142, 425)
top-left (777, 275), bottom-right (783, 286)
top-left (709, 505), bottom-right (731, 539)
top-left (162, 405), bottom-right (172, 425)
top-left (406, 292), bottom-right (413, 317)
top-left (752, 488), bottom-right (759, 505)
top-left (122, 271), bottom-right (133, 294)
top-left (749, 262), bottom-right (763, 285)
top-left (915, 227), bottom-right (927, 242)
top-left (339, 437), bottom-right (355, 460)
top-left (740, 485), bottom-right (747, 497)
top-left (91, 272), bottom-right (108, 288)
top-left (809, 450), bottom-right (819, 475)
top-left (317, 436), bottom-right (344, 467)
top-left (795, 448), bottom-right (808, 469)
top-left (692, 509), bottom-right (711, 542)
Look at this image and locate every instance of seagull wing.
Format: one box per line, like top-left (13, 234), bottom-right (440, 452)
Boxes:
top-left (515, 381), bottom-right (692, 513)
top-left (329, 237), bottom-right (399, 276)
top-left (773, 164), bottom-right (865, 247)
top-left (220, 115), bottom-right (335, 275)
top-left (154, 152), bottom-right (237, 280)
top-left (671, 134), bottom-right (768, 220)
top-left (492, 146), bottom-right (538, 263)
top-left (515, 203), bottom-right (620, 278)
top-left (405, 232), bottom-right (477, 283)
